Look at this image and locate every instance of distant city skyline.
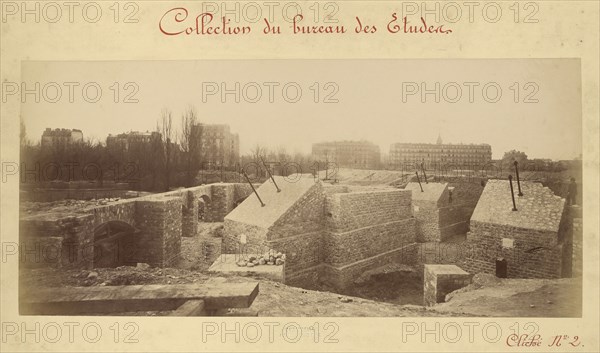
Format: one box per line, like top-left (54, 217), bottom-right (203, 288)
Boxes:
top-left (20, 59), bottom-right (582, 160)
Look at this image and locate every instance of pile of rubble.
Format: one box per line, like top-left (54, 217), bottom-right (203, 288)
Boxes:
top-left (236, 252), bottom-right (286, 268)
top-left (21, 197), bottom-right (123, 214)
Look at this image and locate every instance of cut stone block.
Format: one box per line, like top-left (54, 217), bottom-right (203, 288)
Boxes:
top-left (423, 264), bottom-right (472, 306)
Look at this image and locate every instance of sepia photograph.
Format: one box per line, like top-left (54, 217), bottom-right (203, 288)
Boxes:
top-left (15, 59), bottom-right (583, 318)
top-left (1, 1), bottom-right (598, 352)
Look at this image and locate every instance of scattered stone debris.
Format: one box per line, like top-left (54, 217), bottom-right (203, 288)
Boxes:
top-left (87, 271), bottom-right (98, 280)
top-left (340, 297), bottom-right (353, 303)
top-left (236, 252), bottom-right (285, 268)
top-left (137, 263), bottom-right (151, 270)
top-left (20, 198), bottom-right (126, 215)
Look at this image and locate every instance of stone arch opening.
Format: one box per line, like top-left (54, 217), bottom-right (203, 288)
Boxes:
top-left (198, 194), bottom-right (211, 221)
top-left (93, 220), bottom-right (138, 268)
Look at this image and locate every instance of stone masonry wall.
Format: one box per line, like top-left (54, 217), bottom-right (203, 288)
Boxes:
top-left (319, 189), bottom-right (417, 289)
top-left (438, 203), bottom-right (471, 240)
top-left (447, 178), bottom-right (486, 206)
top-left (181, 191), bottom-right (199, 237)
top-left (323, 219), bottom-right (415, 266)
top-left (323, 189), bottom-right (414, 264)
top-left (19, 182), bottom-right (253, 270)
top-left (223, 182), bottom-right (325, 285)
top-left (133, 197), bottom-right (182, 267)
top-left (323, 184), bottom-right (350, 195)
top-left (19, 214), bottom-right (95, 269)
top-left (572, 217), bottom-right (582, 277)
top-left (222, 220), bottom-right (269, 255)
top-left (234, 184), bottom-right (254, 203)
top-left (269, 183), bottom-right (325, 239)
top-left (460, 221), bottom-right (563, 278)
top-left (412, 200), bottom-right (439, 242)
top-left (267, 231), bottom-right (323, 282)
top-left (321, 244), bottom-right (418, 289)
top-left (446, 178), bottom-right (486, 225)
top-left (178, 183), bottom-right (253, 236)
top-left (200, 183), bottom-right (254, 222)
top-left (411, 182), bottom-right (473, 242)
top-left (324, 189), bottom-right (412, 232)
top-left (90, 202), bottom-right (137, 228)
top-left (423, 264), bottom-right (472, 306)
top-left (205, 184), bottom-right (231, 222)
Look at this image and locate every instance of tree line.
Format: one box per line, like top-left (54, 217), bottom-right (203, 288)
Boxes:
top-left (19, 108), bottom-right (320, 192)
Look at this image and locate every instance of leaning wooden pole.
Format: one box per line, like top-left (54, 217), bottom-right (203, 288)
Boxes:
top-left (513, 161), bottom-right (523, 196)
top-left (261, 157), bottom-right (281, 192)
top-left (415, 171), bottom-right (424, 192)
top-left (243, 171), bottom-right (265, 207)
top-left (509, 175), bottom-right (518, 211)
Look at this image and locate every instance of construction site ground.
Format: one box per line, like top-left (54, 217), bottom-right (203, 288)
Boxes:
top-left (19, 222), bottom-right (582, 317)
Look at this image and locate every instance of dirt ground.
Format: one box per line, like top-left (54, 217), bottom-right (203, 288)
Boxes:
top-left (434, 274), bottom-right (582, 317)
top-left (19, 266), bottom-right (468, 317)
top-left (19, 264), bottom-right (582, 317)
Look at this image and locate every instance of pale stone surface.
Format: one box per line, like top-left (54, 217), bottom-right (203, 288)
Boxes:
top-left (471, 179), bottom-right (565, 232)
top-left (405, 182), bottom-right (448, 203)
top-left (225, 175), bottom-right (317, 229)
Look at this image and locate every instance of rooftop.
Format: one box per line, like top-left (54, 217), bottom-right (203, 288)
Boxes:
top-left (471, 179), bottom-right (565, 232)
top-left (42, 128), bottom-right (82, 136)
top-left (225, 175), bottom-right (318, 229)
top-left (391, 142), bottom-right (491, 147)
top-left (313, 140), bottom-right (379, 147)
top-left (405, 182), bottom-right (448, 203)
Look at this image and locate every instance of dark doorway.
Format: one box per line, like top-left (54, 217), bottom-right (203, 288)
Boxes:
top-left (93, 221), bottom-right (138, 268)
top-left (496, 258), bottom-right (508, 278)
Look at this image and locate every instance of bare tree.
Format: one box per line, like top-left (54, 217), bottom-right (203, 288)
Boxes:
top-left (159, 108), bottom-right (174, 191)
top-left (179, 106), bottom-right (202, 187)
top-left (248, 143), bottom-right (268, 178)
top-left (20, 119), bottom-right (30, 148)
top-left (275, 145), bottom-right (289, 163)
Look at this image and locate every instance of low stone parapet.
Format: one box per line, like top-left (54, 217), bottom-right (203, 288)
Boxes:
top-left (423, 264), bottom-right (472, 306)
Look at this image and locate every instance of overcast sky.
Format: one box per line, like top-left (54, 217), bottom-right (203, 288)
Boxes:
top-left (20, 59), bottom-right (581, 160)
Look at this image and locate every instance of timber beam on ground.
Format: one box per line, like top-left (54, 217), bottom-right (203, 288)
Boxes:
top-left (20, 279), bottom-right (259, 316)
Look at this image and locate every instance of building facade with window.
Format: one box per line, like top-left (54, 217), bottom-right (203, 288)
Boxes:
top-left (106, 131), bottom-right (161, 151)
top-left (312, 140), bottom-right (381, 169)
top-left (41, 128), bottom-right (83, 148)
top-left (389, 136), bottom-right (492, 170)
top-left (192, 123), bottom-right (240, 168)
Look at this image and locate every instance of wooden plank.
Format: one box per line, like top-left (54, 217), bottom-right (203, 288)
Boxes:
top-left (216, 308), bottom-right (259, 317)
top-left (169, 300), bottom-right (207, 316)
top-left (20, 280), bottom-right (259, 315)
